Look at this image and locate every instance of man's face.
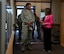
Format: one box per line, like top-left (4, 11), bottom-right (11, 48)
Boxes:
top-left (26, 5), bottom-right (31, 10)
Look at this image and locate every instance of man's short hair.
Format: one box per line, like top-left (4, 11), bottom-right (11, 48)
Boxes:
top-left (26, 3), bottom-right (31, 6)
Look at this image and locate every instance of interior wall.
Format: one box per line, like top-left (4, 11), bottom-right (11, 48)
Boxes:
top-left (16, 2), bottom-right (50, 17)
top-left (10, 0), bottom-right (15, 30)
top-left (52, 0), bottom-right (64, 47)
top-left (0, 1), bottom-right (1, 53)
top-left (60, 2), bottom-right (64, 47)
top-left (52, 0), bottom-right (61, 24)
top-left (5, 0), bottom-right (15, 53)
top-left (0, 0), bottom-right (6, 54)
top-left (16, 0), bottom-right (61, 24)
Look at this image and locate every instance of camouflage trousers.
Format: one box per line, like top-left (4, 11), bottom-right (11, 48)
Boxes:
top-left (21, 25), bottom-right (32, 47)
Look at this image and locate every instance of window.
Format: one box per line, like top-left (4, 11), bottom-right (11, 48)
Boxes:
top-left (17, 6), bottom-right (35, 19)
top-left (17, 9), bottom-right (22, 18)
top-left (40, 11), bottom-right (45, 20)
top-left (6, 6), bottom-right (13, 14)
top-left (6, 9), bottom-right (13, 14)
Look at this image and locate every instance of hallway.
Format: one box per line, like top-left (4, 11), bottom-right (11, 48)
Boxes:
top-left (1, 0), bottom-right (64, 54)
top-left (14, 43), bottom-right (64, 54)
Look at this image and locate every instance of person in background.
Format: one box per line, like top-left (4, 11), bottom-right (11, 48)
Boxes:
top-left (39, 8), bottom-right (53, 52)
top-left (17, 14), bottom-right (22, 41)
top-left (21, 3), bottom-right (35, 52)
top-left (34, 13), bottom-right (41, 40)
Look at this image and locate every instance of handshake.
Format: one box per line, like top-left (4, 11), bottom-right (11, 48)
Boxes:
top-left (27, 22), bottom-right (33, 31)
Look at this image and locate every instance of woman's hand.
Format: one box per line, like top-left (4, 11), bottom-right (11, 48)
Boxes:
top-left (39, 20), bottom-right (43, 23)
top-left (42, 23), bottom-right (48, 26)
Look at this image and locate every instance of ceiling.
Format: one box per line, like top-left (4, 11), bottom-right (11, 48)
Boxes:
top-left (6, 0), bottom-right (64, 3)
top-left (6, 0), bottom-right (50, 5)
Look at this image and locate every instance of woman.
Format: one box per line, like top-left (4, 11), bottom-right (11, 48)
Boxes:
top-left (39, 8), bottom-right (53, 52)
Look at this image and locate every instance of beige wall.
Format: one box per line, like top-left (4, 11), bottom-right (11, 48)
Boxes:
top-left (60, 2), bottom-right (64, 47)
top-left (52, 0), bottom-right (61, 24)
top-left (16, 1), bottom-right (61, 24)
top-left (51, 0), bottom-right (64, 47)
top-left (16, 2), bottom-right (50, 17)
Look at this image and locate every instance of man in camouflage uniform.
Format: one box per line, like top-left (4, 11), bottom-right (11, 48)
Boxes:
top-left (21, 3), bottom-right (35, 52)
